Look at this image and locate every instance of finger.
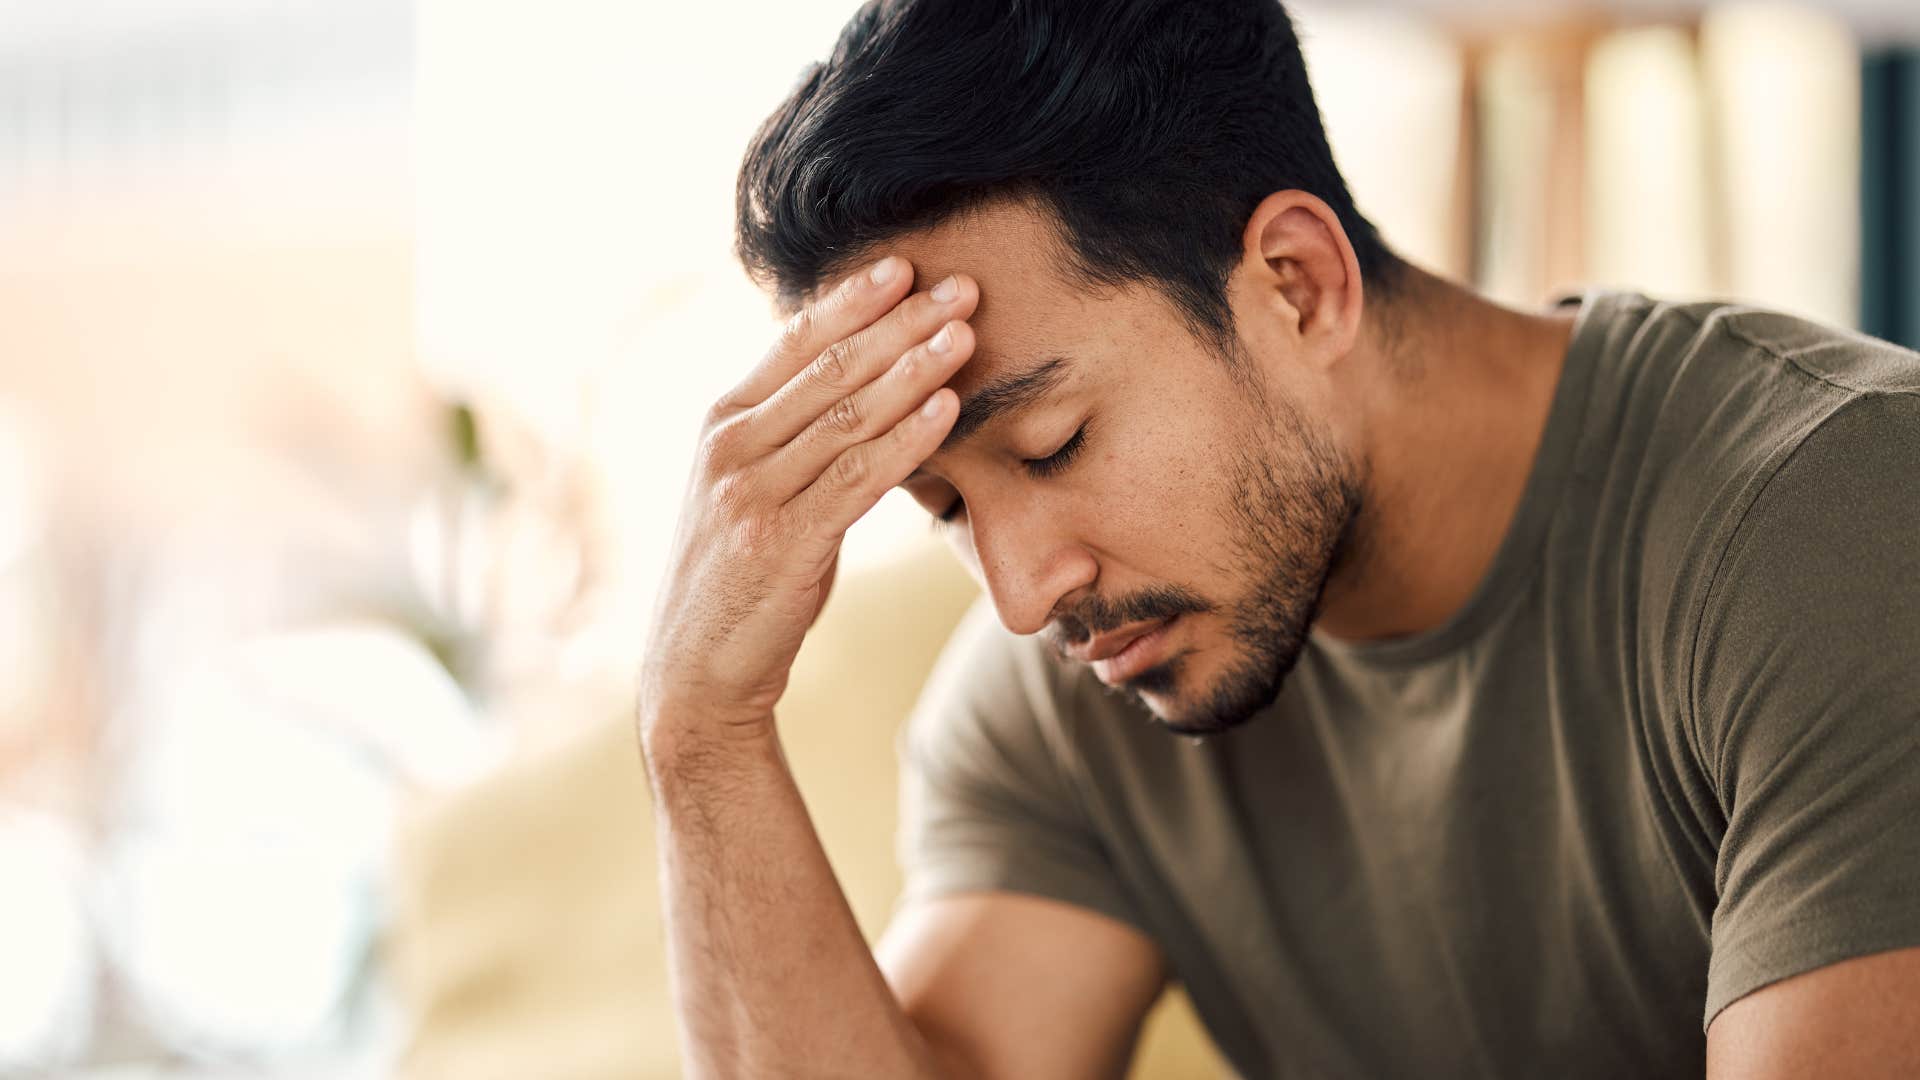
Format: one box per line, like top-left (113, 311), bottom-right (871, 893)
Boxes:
top-left (746, 273), bottom-right (978, 450)
top-left (788, 388), bottom-right (958, 542)
top-left (720, 255), bottom-right (913, 411)
top-left (759, 318), bottom-right (974, 500)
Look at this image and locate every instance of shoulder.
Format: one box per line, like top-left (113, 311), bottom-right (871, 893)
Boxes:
top-left (1599, 298), bottom-right (1920, 751)
top-left (1700, 304), bottom-right (1920, 396)
top-left (1684, 388), bottom-right (1920, 782)
top-left (1694, 388), bottom-right (1920, 659)
top-left (1681, 390), bottom-right (1920, 1027)
top-left (1691, 385), bottom-right (1920, 637)
top-left (1609, 295), bottom-right (1920, 620)
top-left (1598, 294), bottom-right (1920, 454)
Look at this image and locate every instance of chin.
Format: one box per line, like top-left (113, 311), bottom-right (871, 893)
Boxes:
top-left (1118, 648), bottom-right (1283, 738)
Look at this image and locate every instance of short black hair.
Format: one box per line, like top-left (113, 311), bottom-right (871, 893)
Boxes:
top-left (734, 0), bottom-right (1405, 355)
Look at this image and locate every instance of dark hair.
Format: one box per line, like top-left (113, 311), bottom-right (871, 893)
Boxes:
top-left (734, 0), bottom-right (1405, 355)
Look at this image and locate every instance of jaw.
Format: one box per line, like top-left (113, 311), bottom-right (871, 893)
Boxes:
top-left (1127, 604), bottom-right (1322, 735)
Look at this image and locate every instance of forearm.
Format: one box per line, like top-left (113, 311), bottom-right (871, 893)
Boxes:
top-left (645, 719), bottom-right (948, 1079)
top-left (635, 252), bottom-right (977, 1076)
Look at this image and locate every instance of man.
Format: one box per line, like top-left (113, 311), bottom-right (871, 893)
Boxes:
top-left (637, 0), bottom-right (1920, 1075)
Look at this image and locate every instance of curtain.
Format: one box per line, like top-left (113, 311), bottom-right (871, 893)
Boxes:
top-left (1862, 49), bottom-right (1920, 349)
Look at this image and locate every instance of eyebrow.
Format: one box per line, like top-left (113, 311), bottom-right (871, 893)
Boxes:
top-left (946, 357), bottom-right (1070, 448)
top-left (904, 357), bottom-right (1071, 482)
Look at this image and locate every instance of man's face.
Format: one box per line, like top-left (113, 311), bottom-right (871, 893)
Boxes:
top-left (883, 202), bottom-right (1364, 735)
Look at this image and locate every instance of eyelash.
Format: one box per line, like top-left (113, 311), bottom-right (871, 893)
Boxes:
top-left (933, 422), bottom-right (1090, 528)
top-left (1024, 422), bottom-right (1090, 479)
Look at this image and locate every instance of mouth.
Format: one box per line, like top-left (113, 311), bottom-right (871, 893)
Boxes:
top-left (1089, 615), bottom-right (1179, 687)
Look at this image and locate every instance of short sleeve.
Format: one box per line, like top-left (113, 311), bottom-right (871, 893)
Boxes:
top-left (893, 598), bottom-right (1149, 936)
top-left (1691, 391), bottom-right (1920, 1027)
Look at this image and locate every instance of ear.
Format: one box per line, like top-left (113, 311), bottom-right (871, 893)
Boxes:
top-left (1239, 190), bottom-right (1364, 371)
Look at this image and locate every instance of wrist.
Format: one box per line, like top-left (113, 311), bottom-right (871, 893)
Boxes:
top-left (638, 700), bottom-right (781, 782)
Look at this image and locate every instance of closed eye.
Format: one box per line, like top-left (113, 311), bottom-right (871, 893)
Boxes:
top-left (1023, 422), bottom-right (1089, 479)
top-left (932, 420), bottom-right (1090, 529)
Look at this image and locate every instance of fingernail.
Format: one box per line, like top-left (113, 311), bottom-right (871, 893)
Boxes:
top-left (931, 275), bottom-right (958, 303)
top-left (928, 324), bottom-right (953, 354)
top-left (921, 392), bottom-right (947, 418)
top-left (870, 257), bottom-right (900, 286)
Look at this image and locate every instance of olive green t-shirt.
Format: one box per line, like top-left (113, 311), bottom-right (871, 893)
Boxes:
top-left (894, 289), bottom-right (1920, 1078)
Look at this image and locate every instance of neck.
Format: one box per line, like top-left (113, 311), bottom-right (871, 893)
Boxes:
top-left (1312, 268), bottom-right (1578, 644)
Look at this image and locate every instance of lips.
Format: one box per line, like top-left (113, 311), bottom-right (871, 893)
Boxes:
top-left (1081, 616), bottom-right (1180, 687)
top-left (1074, 619), bottom-right (1168, 665)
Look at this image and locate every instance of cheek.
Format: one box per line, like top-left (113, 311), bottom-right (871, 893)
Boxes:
top-left (1079, 415), bottom-right (1243, 573)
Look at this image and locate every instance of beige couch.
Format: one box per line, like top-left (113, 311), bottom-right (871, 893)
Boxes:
top-left (390, 538), bottom-right (1229, 1078)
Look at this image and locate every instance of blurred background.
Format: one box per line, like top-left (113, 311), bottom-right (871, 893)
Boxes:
top-left (1, 0), bottom-right (1915, 1076)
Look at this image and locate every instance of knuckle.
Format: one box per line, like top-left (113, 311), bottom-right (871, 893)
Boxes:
top-left (828, 448), bottom-right (871, 491)
top-left (701, 416), bottom-right (745, 467)
top-left (709, 472), bottom-right (753, 516)
top-left (733, 510), bottom-right (784, 557)
top-left (830, 272), bottom-right (861, 306)
top-left (815, 338), bottom-right (856, 385)
top-left (822, 395), bottom-right (864, 437)
top-left (695, 437), bottom-right (725, 480)
top-left (778, 307), bottom-right (815, 353)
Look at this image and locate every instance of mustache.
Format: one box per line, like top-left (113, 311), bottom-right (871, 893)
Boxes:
top-left (1044, 583), bottom-right (1213, 656)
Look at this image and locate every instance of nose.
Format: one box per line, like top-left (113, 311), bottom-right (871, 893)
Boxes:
top-left (966, 501), bottom-right (1096, 636)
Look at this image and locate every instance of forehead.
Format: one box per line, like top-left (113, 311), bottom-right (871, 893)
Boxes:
top-left (893, 203), bottom-right (1083, 396)
top-left (833, 200), bottom-right (1135, 400)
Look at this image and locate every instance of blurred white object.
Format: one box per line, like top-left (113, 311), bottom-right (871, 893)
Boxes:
top-left (0, 401), bottom-right (42, 572)
top-left (98, 622), bottom-right (484, 1062)
top-left (0, 401), bottom-right (53, 747)
top-left (96, 837), bottom-right (375, 1061)
top-left (407, 469), bottom-right (588, 687)
top-left (1586, 25), bottom-right (1717, 299)
top-left (0, 811), bottom-right (95, 1073)
top-left (227, 624), bottom-right (497, 792)
top-left (1702, 2), bottom-right (1861, 327)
